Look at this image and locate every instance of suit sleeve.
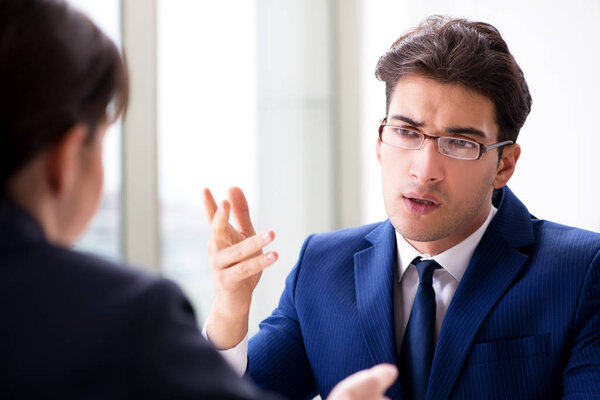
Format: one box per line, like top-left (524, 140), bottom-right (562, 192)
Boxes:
top-left (134, 278), bottom-right (283, 400)
top-left (562, 248), bottom-right (600, 399)
top-left (247, 234), bottom-right (318, 400)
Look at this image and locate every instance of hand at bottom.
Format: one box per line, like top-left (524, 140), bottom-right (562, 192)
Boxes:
top-left (327, 364), bottom-right (398, 400)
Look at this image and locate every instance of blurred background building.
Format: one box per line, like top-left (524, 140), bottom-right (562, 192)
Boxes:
top-left (73, 0), bottom-right (600, 333)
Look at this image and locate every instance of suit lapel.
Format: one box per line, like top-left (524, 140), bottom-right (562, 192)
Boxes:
top-left (426, 228), bottom-right (528, 399)
top-left (354, 221), bottom-right (404, 399)
top-left (426, 187), bottom-right (535, 399)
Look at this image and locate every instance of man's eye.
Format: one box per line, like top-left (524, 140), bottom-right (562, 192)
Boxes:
top-left (395, 128), bottom-right (419, 138)
top-left (449, 138), bottom-right (477, 148)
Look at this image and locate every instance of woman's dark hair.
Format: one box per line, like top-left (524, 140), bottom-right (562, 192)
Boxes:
top-left (0, 0), bottom-right (128, 189)
top-left (375, 15), bottom-right (532, 144)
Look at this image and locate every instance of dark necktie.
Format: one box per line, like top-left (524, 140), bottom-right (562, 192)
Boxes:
top-left (400, 258), bottom-right (441, 400)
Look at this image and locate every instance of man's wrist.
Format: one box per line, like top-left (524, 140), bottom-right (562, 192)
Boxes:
top-left (205, 307), bottom-right (249, 350)
top-left (211, 296), bottom-right (251, 320)
top-left (202, 323), bottom-right (249, 377)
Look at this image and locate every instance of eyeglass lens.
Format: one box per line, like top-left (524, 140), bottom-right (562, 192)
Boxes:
top-left (381, 126), bottom-right (480, 160)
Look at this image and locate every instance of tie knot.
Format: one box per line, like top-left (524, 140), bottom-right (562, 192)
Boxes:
top-left (413, 258), bottom-right (441, 285)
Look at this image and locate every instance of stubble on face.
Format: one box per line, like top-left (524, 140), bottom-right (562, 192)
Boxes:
top-left (388, 175), bottom-right (494, 245)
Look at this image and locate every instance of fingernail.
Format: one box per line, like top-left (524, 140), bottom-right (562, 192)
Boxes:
top-left (264, 252), bottom-right (275, 262)
top-left (261, 231), bottom-right (272, 242)
top-left (382, 365), bottom-right (398, 379)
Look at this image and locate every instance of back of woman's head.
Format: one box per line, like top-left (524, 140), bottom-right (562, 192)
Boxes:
top-left (0, 0), bottom-right (128, 190)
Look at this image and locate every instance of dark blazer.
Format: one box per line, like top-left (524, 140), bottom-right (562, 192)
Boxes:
top-left (247, 186), bottom-right (600, 400)
top-left (0, 196), bottom-right (279, 399)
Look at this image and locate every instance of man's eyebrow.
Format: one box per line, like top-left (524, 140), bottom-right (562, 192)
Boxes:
top-left (389, 114), bottom-right (488, 137)
top-left (445, 126), bottom-right (487, 138)
top-left (388, 114), bottom-right (425, 127)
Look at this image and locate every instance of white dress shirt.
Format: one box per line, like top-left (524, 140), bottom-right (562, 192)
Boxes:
top-left (201, 322), bottom-right (248, 377)
top-left (204, 206), bottom-right (497, 376)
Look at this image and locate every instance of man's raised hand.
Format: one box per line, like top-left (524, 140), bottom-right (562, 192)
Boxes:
top-left (203, 187), bottom-right (278, 349)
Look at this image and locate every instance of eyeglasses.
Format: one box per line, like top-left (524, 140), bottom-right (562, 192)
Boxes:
top-left (378, 123), bottom-right (513, 161)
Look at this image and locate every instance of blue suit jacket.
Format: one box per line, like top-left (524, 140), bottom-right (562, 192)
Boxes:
top-left (248, 187), bottom-right (600, 399)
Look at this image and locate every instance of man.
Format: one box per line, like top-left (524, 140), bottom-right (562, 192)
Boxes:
top-left (203, 16), bottom-right (600, 400)
top-left (0, 0), bottom-right (397, 398)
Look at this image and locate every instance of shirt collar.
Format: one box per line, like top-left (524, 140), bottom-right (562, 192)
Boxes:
top-left (395, 205), bottom-right (498, 282)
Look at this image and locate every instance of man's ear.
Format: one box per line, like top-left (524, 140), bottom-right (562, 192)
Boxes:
top-left (376, 117), bottom-right (386, 165)
top-left (45, 124), bottom-right (88, 194)
top-left (493, 143), bottom-right (521, 189)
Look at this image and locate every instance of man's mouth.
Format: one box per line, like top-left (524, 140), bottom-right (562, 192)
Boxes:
top-left (403, 192), bottom-right (440, 205)
top-left (408, 197), bottom-right (437, 205)
top-left (402, 193), bottom-right (441, 214)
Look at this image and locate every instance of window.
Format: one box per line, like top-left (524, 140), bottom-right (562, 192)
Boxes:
top-left (71, 0), bottom-right (123, 259)
top-left (158, 0), bottom-right (259, 322)
top-left (158, 1), bottom-right (336, 329)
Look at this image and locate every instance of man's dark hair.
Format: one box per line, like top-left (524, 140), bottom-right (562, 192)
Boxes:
top-left (0, 0), bottom-right (128, 189)
top-left (375, 15), bottom-right (532, 144)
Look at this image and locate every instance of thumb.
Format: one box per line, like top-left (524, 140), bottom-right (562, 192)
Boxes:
top-left (369, 363), bottom-right (398, 388)
top-left (327, 363), bottom-right (398, 400)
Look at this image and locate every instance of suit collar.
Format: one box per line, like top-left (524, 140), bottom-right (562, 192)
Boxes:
top-left (490, 186), bottom-right (535, 249)
top-left (0, 195), bottom-right (46, 247)
top-left (426, 186), bottom-right (534, 399)
top-left (364, 219), bottom-right (392, 245)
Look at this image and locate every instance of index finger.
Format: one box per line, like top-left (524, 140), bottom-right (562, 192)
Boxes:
top-left (210, 200), bottom-right (231, 249)
top-left (202, 188), bottom-right (218, 223)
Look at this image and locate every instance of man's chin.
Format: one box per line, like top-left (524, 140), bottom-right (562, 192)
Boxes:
top-left (401, 231), bottom-right (447, 243)
top-left (391, 218), bottom-right (450, 243)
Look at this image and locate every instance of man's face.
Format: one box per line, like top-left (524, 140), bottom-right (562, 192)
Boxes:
top-left (376, 75), bottom-right (519, 255)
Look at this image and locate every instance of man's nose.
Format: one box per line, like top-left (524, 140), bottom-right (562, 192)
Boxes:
top-left (408, 138), bottom-right (444, 184)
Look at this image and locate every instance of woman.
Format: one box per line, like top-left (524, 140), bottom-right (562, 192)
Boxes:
top-left (0, 0), bottom-right (274, 397)
top-left (0, 0), bottom-right (395, 398)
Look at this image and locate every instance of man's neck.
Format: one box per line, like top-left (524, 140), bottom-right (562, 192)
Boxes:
top-left (396, 205), bottom-right (498, 282)
top-left (405, 205), bottom-right (493, 256)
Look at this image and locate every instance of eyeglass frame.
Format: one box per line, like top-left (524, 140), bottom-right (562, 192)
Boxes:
top-left (378, 118), bottom-right (514, 161)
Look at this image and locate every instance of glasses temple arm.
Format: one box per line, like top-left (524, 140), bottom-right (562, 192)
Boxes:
top-left (483, 140), bottom-right (514, 152)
